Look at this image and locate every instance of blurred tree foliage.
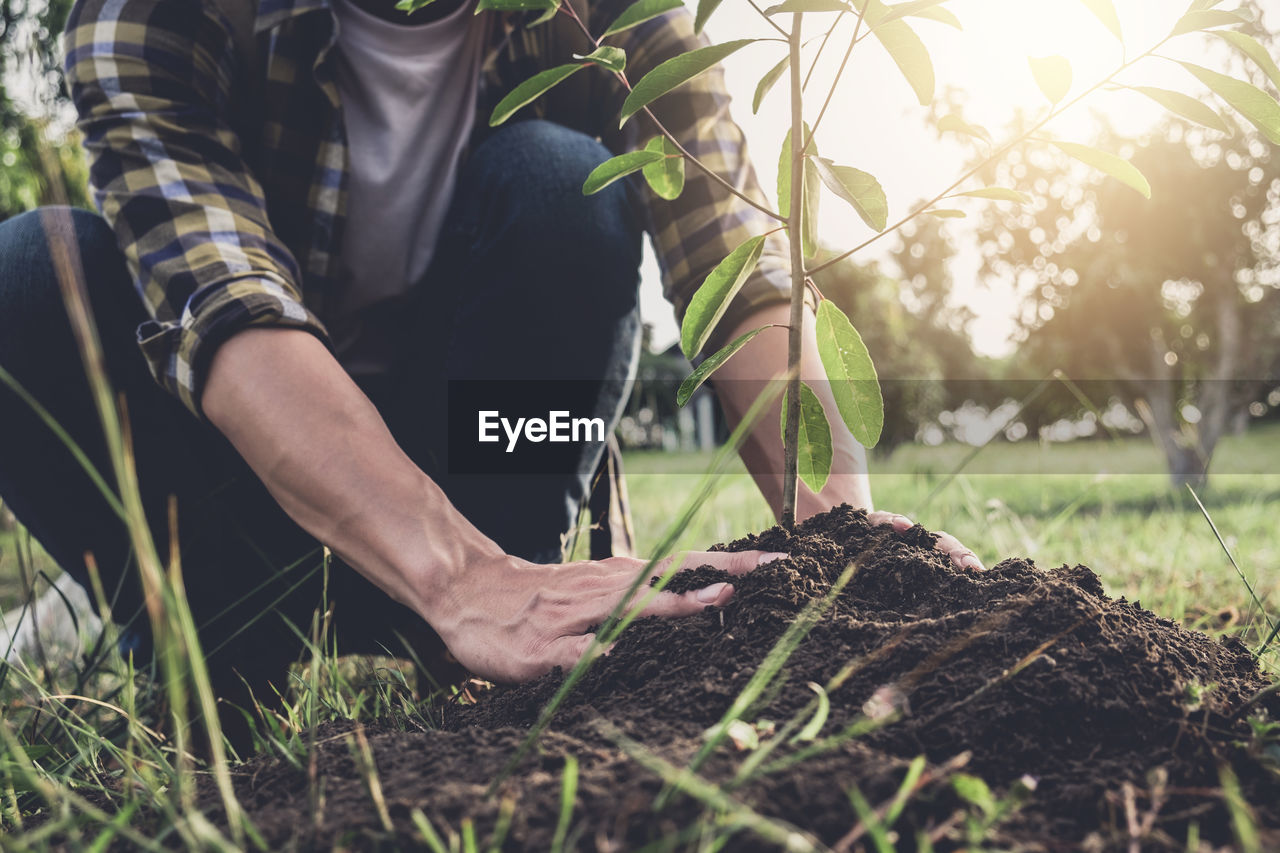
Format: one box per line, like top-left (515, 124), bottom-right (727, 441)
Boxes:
top-left (0, 0), bottom-right (88, 220)
top-left (973, 9), bottom-right (1280, 488)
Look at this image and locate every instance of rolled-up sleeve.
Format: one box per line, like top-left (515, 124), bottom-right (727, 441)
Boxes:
top-left (64, 0), bottom-right (330, 418)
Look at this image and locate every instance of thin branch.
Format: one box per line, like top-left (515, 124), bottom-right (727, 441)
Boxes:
top-left (748, 0), bottom-right (792, 40)
top-left (559, 0), bottom-right (786, 222)
top-left (808, 34), bottom-right (1173, 276)
top-left (800, 4), bottom-right (865, 156)
top-left (802, 9), bottom-right (847, 91)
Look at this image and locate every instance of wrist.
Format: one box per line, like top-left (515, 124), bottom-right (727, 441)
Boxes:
top-left (396, 480), bottom-right (508, 635)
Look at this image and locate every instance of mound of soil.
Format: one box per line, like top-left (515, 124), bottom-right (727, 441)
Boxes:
top-left (208, 506), bottom-right (1280, 850)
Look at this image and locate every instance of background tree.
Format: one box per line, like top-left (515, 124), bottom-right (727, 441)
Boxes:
top-left (977, 110), bottom-right (1280, 487)
top-left (0, 0), bottom-right (85, 220)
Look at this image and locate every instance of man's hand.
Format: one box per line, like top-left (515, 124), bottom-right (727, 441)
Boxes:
top-left (866, 511), bottom-right (984, 571)
top-left (424, 549), bottom-right (786, 683)
top-left (203, 327), bottom-right (791, 685)
top-left (710, 303), bottom-right (986, 572)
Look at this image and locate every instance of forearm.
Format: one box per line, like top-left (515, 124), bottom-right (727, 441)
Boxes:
top-left (202, 327), bottom-right (502, 620)
top-left (712, 303), bottom-right (873, 522)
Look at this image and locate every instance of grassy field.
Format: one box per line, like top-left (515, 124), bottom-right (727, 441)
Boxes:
top-left (624, 425), bottom-right (1280, 652)
top-left (5, 425), bottom-right (1278, 645)
top-left (0, 425), bottom-right (1277, 849)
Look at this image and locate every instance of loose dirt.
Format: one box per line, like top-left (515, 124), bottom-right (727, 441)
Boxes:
top-left (206, 506), bottom-right (1280, 850)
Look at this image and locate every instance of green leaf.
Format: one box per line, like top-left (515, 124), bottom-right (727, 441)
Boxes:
top-left (855, 0), bottom-right (935, 105)
top-left (780, 383), bottom-right (834, 494)
top-left (582, 149), bottom-right (666, 195)
top-left (814, 299), bottom-right (883, 448)
top-left (694, 0), bottom-right (724, 33)
top-left (1051, 140), bottom-right (1151, 198)
top-left (620, 40), bottom-right (757, 126)
top-left (680, 236), bottom-right (769, 359)
top-left (877, 0), bottom-right (951, 25)
top-left (910, 6), bottom-right (960, 28)
top-left (676, 327), bottom-right (769, 406)
top-left (490, 64), bottom-right (583, 127)
top-left (1179, 61), bottom-right (1280, 144)
top-left (753, 55), bottom-right (790, 114)
top-left (1076, 0), bottom-right (1122, 41)
top-left (792, 683), bottom-right (830, 742)
top-left (476, 0), bottom-right (555, 10)
top-left (952, 187), bottom-right (1029, 203)
top-left (937, 113), bottom-right (992, 144)
top-left (1170, 9), bottom-right (1246, 36)
top-left (1029, 55), bottom-right (1072, 103)
top-left (952, 774), bottom-right (996, 817)
top-left (802, 157), bottom-right (821, 258)
top-left (1130, 86), bottom-right (1230, 133)
top-left (925, 208), bottom-right (965, 218)
top-left (527, 1), bottom-right (563, 26)
top-left (602, 0), bottom-right (683, 37)
top-left (778, 127), bottom-right (821, 258)
top-left (642, 135), bottom-right (685, 200)
top-left (763, 0), bottom-right (849, 13)
top-left (813, 158), bottom-right (888, 231)
top-left (575, 46), bottom-right (626, 72)
top-left (1213, 31), bottom-right (1280, 92)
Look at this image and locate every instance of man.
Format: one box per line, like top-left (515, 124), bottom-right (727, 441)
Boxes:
top-left (0, 0), bottom-right (979, 724)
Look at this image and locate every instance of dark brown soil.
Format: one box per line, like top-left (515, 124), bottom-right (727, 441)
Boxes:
top-left (203, 506), bottom-right (1280, 851)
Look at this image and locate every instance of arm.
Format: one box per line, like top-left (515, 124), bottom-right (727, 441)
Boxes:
top-left (593, 7), bottom-right (982, 569)
top-left (66, 0), bottom-right (782, 681)
top-left (203, 328), bottom-right (785, 682)
top-left (64, 0), bottom-right (327, 416)
top-left (712, 304), bottom-right (985, 571)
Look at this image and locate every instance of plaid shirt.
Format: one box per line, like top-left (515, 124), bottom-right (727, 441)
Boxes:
top-left (63, 0), bottom-right (790, 417)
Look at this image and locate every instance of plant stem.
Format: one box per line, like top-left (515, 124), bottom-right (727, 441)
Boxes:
top-left (781, 12), bottom-right (806, 528)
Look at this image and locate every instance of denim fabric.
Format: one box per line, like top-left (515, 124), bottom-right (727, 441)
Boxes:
top-left (0, 121), bottom-right (642, 688)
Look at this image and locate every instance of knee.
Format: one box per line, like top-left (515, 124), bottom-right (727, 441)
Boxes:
top-left (0, 207), bottom-right (123, 361)
top-left (0, 206), bottom-right (115, 268)
top-left (464, 121), bottom-right (642, 266)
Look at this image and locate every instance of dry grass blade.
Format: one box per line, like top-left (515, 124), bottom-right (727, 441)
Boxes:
top-left (347, 720), bottom-right (394, 834)
top-left (1186, 484), bottom-right (1277, 652)
top-left (37, 206), bottom-right (248, 846)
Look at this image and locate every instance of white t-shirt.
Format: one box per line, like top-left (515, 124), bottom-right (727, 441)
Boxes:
top-left (329, 0), bottom-right (488, 374)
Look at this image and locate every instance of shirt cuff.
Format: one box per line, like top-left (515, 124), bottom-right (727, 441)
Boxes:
top-left (136, 273), bottom-right (331, 420)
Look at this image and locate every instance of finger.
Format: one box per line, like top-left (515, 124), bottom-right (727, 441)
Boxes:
top-left (630, 581), bottom-right (736, 620)
top-left (543, 632), bottom-right (609, 674)
top-left (660, 549), bottom-right (788, 577)
top-left (934, 530), bottom-right (985, 572)
top-left (868, 510), bottom-right (914, 533)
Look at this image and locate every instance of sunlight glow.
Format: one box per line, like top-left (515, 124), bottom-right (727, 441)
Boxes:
top-left (640, 1), bottom-right (1238, 358)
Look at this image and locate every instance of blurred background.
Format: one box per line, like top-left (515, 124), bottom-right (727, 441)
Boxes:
top-left (1, 0), bottom-right (1277, 647)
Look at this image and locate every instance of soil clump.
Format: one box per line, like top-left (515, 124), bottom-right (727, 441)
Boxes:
top-left (203, 506), bottom-right (1280, 850)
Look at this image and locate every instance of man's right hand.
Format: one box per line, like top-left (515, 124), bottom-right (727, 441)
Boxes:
top-left (423, 549), bottom-right (787, 683)
top-left (204, 326), bottom-right (785, 684)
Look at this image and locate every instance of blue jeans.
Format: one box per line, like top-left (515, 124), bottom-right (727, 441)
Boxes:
top-left (0, 121), bottom-right (642, 695)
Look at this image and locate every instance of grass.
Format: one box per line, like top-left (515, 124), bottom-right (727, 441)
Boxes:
top-left (623, 424), bottom-right (1280, 651)
top-left (2, 422), bottom-right (1277, 849)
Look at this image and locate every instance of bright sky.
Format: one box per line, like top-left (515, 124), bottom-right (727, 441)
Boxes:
top-left (638, 0), bottom-right (1244, 356)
